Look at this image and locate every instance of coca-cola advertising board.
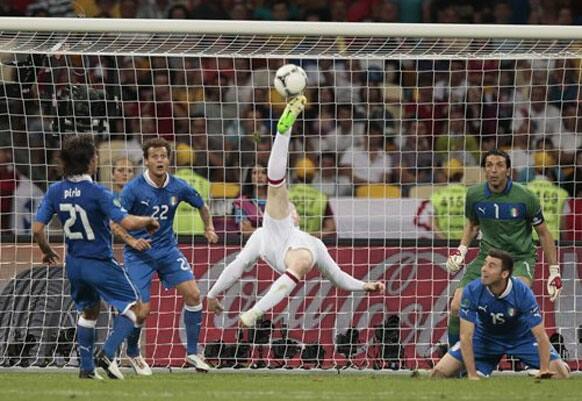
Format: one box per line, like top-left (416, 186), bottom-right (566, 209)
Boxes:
top-left (145, 246), bottom-right (582, 369)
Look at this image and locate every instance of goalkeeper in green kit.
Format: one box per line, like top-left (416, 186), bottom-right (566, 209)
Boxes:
top-left (446, 149), bottom-right (561, 346)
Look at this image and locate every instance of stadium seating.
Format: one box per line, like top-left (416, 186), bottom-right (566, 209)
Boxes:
top-left (355, 184), bottom-right (401, 199)
top-left (210, 182), bottom-right (240, 199)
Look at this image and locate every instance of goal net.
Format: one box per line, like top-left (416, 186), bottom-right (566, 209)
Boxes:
top-left (0, 18), bottom-right (581, 371)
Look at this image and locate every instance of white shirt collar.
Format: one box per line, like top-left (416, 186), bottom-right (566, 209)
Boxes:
top-left (486, 277), bottom-right (513, 299)
top-left (144, 170), bottom-right (170, 188)
top-left (67, 174), bottom-right (93, 183)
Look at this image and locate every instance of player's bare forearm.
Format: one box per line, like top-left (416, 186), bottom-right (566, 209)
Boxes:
top-left (110, 221), bottom-right (151, 251)
top-left (536, 223), bottom-right (558, 266)
top-left (111, 221), bottom-right (133, 244)
top-left (460, 319), bottom-right (479, 379)
top-left (200, 205), bottom-right (219, 243)
top-left (32, 221), bottom-right (59, 264)
top-left (199, 205), bottom-right (214, 231)
top-left (460, 219), bottom-right (479, 247)
top-left (33, 221), bottom-right (53, 254)
top-left (121, 215), bottom-right (158, 232)
top-left (531, 323), bottom-right (552, 373)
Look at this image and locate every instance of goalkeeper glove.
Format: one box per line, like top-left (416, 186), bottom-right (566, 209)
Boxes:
top-left (446, 245), bottom-right (467, 273)
top-left (546, 264), bottom-right (562, 303)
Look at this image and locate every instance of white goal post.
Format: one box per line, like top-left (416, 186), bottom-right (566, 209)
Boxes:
top-left (0, 17), bottom-right (581, 371)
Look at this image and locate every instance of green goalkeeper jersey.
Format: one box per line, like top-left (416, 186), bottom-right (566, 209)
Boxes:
top-left (465, 180), bottom-right (544, 260)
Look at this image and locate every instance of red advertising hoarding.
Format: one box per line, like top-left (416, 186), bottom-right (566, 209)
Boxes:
top-left (145, 246), bottom-right (582, 369)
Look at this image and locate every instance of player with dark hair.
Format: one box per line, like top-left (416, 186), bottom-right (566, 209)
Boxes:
top-left (33, 135), bottom-right (159, 380)
top-left (120, 137), bottom-right (218, 374)
top-left (207, 96), bottom-right (384, 327)
top-left (432, 248), bottom-right (569, 379)
top-left (446, 149), bottom-right (561, 346)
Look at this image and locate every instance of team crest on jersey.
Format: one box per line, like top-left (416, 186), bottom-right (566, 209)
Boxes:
top-left (170, 196), bottom-right (177, 206)
top-left (113, 198), bottom-right (121, 207)
top-left (510, 208), bottom-right (519, 218)
top-left (507, 307), bottom-right (516, 317)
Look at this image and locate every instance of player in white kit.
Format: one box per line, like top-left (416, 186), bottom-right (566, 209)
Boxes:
top-left (207, 96), bottom-right (385, 327)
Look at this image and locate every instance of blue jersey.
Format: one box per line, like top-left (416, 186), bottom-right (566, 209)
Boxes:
top-left (120, 172), bottom-right (204, 256)
top-left (460, 277), bottom-right (542, 342)
top-left (35, 175), bottom-right (128, 259)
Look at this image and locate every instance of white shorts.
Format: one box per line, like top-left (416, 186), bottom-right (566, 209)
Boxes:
top-left (256, 212), bottom-right (317, 274)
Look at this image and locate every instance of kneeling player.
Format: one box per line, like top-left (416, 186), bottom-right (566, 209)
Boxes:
top-left (207, 96), bottom-right (385, 327)
top-left (432, 249), bottom-right (570, 379)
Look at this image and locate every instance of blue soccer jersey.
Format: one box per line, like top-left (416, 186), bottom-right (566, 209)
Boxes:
top-left (459, 277), bottom-right (542, 342)
top-left (35, 175), bottom-right (128, 259)
top-left (120, 171), bottom-right (204, 256)
top-left (449, 277), bottom-right (560, 375)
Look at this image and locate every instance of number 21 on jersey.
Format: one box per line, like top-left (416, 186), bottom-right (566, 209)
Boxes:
top-left (60, 203), bottom-right (95, 240)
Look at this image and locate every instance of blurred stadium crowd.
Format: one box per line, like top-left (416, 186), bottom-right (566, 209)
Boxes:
top-left (1, 0), bottom-right (581, 25)
top-left (0, 0), bottom-right (581, 239)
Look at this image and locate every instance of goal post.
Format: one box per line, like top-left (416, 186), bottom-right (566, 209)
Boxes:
top-left (0, 17), bottom-right (581, 370)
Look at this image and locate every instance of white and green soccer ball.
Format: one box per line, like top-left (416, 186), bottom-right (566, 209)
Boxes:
top-left (274, 64), bottom-right (307, 97)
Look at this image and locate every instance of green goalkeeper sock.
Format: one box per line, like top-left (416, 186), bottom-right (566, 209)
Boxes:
top-left (448, 314), bottom-right (460, 347)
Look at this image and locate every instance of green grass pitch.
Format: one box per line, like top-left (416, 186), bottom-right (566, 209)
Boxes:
top-left (1, 371), bottom-right (581, 401)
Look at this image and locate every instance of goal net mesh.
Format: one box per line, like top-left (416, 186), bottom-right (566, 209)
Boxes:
top-left (0, 22), bottom-right (581, 370)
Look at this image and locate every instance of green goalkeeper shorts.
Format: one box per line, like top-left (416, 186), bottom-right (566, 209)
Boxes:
top-left (459, 253), bottom-right (537, 288)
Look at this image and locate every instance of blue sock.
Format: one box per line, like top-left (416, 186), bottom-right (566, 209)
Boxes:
top-left (77, 318), bottom-right (96, 372)
top-left (184, 304), bottom-right (203, 355)
top-left (126, 326), bottom-right (142, 358)
top-left (103, 315), bottom-right (135, 359)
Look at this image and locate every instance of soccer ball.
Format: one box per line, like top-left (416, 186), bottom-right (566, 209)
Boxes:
top-left (274, 64), bottom-right (307, 97)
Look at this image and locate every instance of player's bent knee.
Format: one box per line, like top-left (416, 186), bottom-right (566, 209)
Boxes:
top-left (183, 287), bottom-right (201, 307)
top-left (286, 254), bottom-right (313, 279)
top-left (82, 303), bottom-right (101, 320)
top-left (133, 302), bottom-right (150, 324)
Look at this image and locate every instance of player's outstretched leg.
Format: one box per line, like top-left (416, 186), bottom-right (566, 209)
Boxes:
top-left (239, 96), bottom-right (307, 328)
top-left (265, 95), bottom-right (307, 220)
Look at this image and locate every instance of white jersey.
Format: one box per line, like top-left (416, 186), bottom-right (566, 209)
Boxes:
top-left (207, 212), bottom-right (365, 299)
top-left (254, 212), bottom-right (318, 273)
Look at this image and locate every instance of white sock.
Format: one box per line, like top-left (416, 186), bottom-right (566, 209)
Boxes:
top-left (252, 272), bottom-right (299, 315)
top-left (267, 130), bottom-right (291, 186)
